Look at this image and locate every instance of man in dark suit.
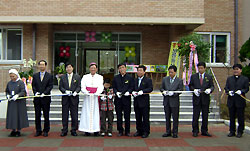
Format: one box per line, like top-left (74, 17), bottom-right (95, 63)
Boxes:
top-left (132, 65), bottom-right (153, 138)
top-left (32, 60), bottom-right (53, 137)
top-left (160, 65), bottom-right (183, 138)
top-left (189, 62), bottom-right (214, 137)
top-left (225, 64), bottom-right (249, 138)
top-left (59, 63), bottom-right (81, 137)
top-left (112, 63), bottom-right (134, 136)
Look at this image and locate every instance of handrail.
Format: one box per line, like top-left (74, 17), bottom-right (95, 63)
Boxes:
top-left (209, 67), bottom-right (222, 92)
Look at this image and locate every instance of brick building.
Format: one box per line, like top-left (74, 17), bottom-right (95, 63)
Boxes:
top-left (0, 0), bottom-right (249, 93)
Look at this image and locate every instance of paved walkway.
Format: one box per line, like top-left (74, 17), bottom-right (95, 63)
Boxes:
top-left (0, 119), bottom-right (250, 151)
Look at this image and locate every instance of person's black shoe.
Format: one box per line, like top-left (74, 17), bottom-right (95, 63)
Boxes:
top-left (85, 132), bottom-right (90, 136)
top-left (16, 131), bottom-right (21, 137)
top-left (34, 131), bottom-right (42, 137)
top-left (162, 133), bottom-right (171, 137)
top-left (117, 132), bottom-right (123, 137)
top-left (172, 133), bottom-right (178, 138)
top-left (71, 131), bottom-right (78, 136)
top-left (60, 132), bottom-right (67, 137)
top-left (133, 132), bottom-right (142, 137)
top-left (125, 133), bottom-right (132, 137)
top-left (236, 133), bottom-right (243, 138)
top-left (193, 132), bottom-right (198, 137)
top-left (43, 132), bottom-right (48, 137)
top-left (9, 131), bottom-right (16, 137)
top-left (201, 132), bottom-right (212, 137)
top-left (227, 132), bottom-right (235, 137)
top-left (94, 132), bottom-right (100, 136)
top-left (141, 133), bottom-right (149, 138)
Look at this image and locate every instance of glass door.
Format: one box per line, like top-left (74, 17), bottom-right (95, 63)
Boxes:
top-left (83, 49), bottom-right (117, 80)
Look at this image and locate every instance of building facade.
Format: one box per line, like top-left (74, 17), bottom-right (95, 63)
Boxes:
top-left (0, 0), bottom-right (247, 93)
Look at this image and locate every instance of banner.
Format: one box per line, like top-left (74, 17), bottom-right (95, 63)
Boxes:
top-left (167, 42), bottom-right (181, 77)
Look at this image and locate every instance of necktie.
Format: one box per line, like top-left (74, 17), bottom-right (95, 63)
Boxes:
top-left (41, 73), bottom-right (44, 81)
top-left (68, 74), bottom-right (72, 88)
top-left (138, 78), bottom-right (141, 87)
top-left (200, 74), bottom-right (203, 85)
top-left (170, 78), bottom-right (173, 84)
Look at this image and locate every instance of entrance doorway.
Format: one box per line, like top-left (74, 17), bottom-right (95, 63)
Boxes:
top-left (82, 49), bottom-right (117, 80)
top-left (53, 32), bottom-right (141, 83)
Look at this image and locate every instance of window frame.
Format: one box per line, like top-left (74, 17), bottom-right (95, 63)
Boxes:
top-left (196, 32), bottom-right (231, 67)
top-left (0, 26), bottom-right (23, 64)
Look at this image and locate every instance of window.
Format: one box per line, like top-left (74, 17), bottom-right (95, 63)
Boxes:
top-left (197, 32), bottom-right (230, 66)
top-left (0, 27), bottom-right (23, 63)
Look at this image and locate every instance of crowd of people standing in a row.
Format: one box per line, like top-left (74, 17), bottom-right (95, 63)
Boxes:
top-left (4, 60), bottom-right (249, 139)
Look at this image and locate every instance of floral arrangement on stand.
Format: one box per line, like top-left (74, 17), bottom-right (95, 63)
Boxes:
top-left (55, 62), bottom-right (67, 85)
top-left (177, 33), bottom-right (210, 88)
top-left (19, 58), bottom-right (37, 96)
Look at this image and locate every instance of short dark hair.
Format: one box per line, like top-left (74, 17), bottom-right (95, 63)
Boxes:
top-left (89, 64), bottom-right (98, 68)
top-left (104, 78), bottom-right (111, 84)
top-left (136, 65), bottom-right (146, 72)
top-left (168, 65), bottom-right (177, 72)
top-left (65, 62), bottom-right (74, 68)
top-left (197, 62), bottom-right (206, 68)
top-left (117, 63), bottom-right (126, 68)
top-left (38, 60), bottom-right (47, 66)
top-left (233, 64), bottom-right (243, 69)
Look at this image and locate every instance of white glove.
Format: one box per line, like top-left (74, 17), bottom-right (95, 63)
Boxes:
top-left (162, 91), bottom-right (168, 96)
top-left (65, 90), bottom-right (72, 96)
top-left (84, 91), bottom-right (90, 95)
top-left (132, 91), bottom-right (138, 97)
top-left (11, 95), bottom-right (19, 101)
top-left (235, 90), bottom-right (242, 95)
top-left (229, 91), bottom-right (234, 96)
top-left (101, 96), bottom-right (106, 101)
top-left (138, 90), bottom-right (143, 96)
top-left (116, 92), bottom-right (122, 98)
top-left (40, 93), bottom-right (45, 98)
top-left (124, 91), bottom-right (130, 96)
top-left (35, 92), bottom-right (40, 96)
top-left (72, 92), bottom-right (78, 97)
top-left (108, 95), bottom-right (113, 99)
top-left (6, 95), bottom-right (11, 100)
top-left (168, 91), bottom-right (174, 96)
top-left (194, 89), bottom-right (200, 97)
top-left (205, 89), bottom-right (211, 94)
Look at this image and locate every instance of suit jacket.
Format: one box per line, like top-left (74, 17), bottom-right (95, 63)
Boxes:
top-left (160, 76), bottom-right (183, 107)
top-left (59, 73), bottom-right (81, 106)
top-left (112, 73), bottom-right (134, 106)
top-left (189, 73), bottom-right (214, 106)
top-left (134, 76), bottom-right (153, 108)
top-left (224, 75), bottom-right (249, 108)
top-left (32, 72), bottom-right (53, 104)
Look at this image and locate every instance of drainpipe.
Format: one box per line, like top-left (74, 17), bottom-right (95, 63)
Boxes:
top-left (32, 24), bottom-right (36, 61)
top-left (234, 0), bottom-right (238, 64)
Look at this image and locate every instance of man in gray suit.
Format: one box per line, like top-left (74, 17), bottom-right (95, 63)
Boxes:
top-left (160, 65), bottom-right (183, 138)
top-left (59, 63), bottom-right (81, 137)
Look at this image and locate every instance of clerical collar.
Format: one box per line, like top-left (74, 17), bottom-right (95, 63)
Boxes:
top-left (120, 74), bottom-right (126, 77)
top-left (234, 75), bottom-right (240, 78)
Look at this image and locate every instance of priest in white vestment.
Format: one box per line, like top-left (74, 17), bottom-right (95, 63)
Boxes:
top-left (79, 62), bottom-right (104, 136)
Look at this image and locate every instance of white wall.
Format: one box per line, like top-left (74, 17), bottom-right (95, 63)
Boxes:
top-left (0, 93), bottom-right (7, 118)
